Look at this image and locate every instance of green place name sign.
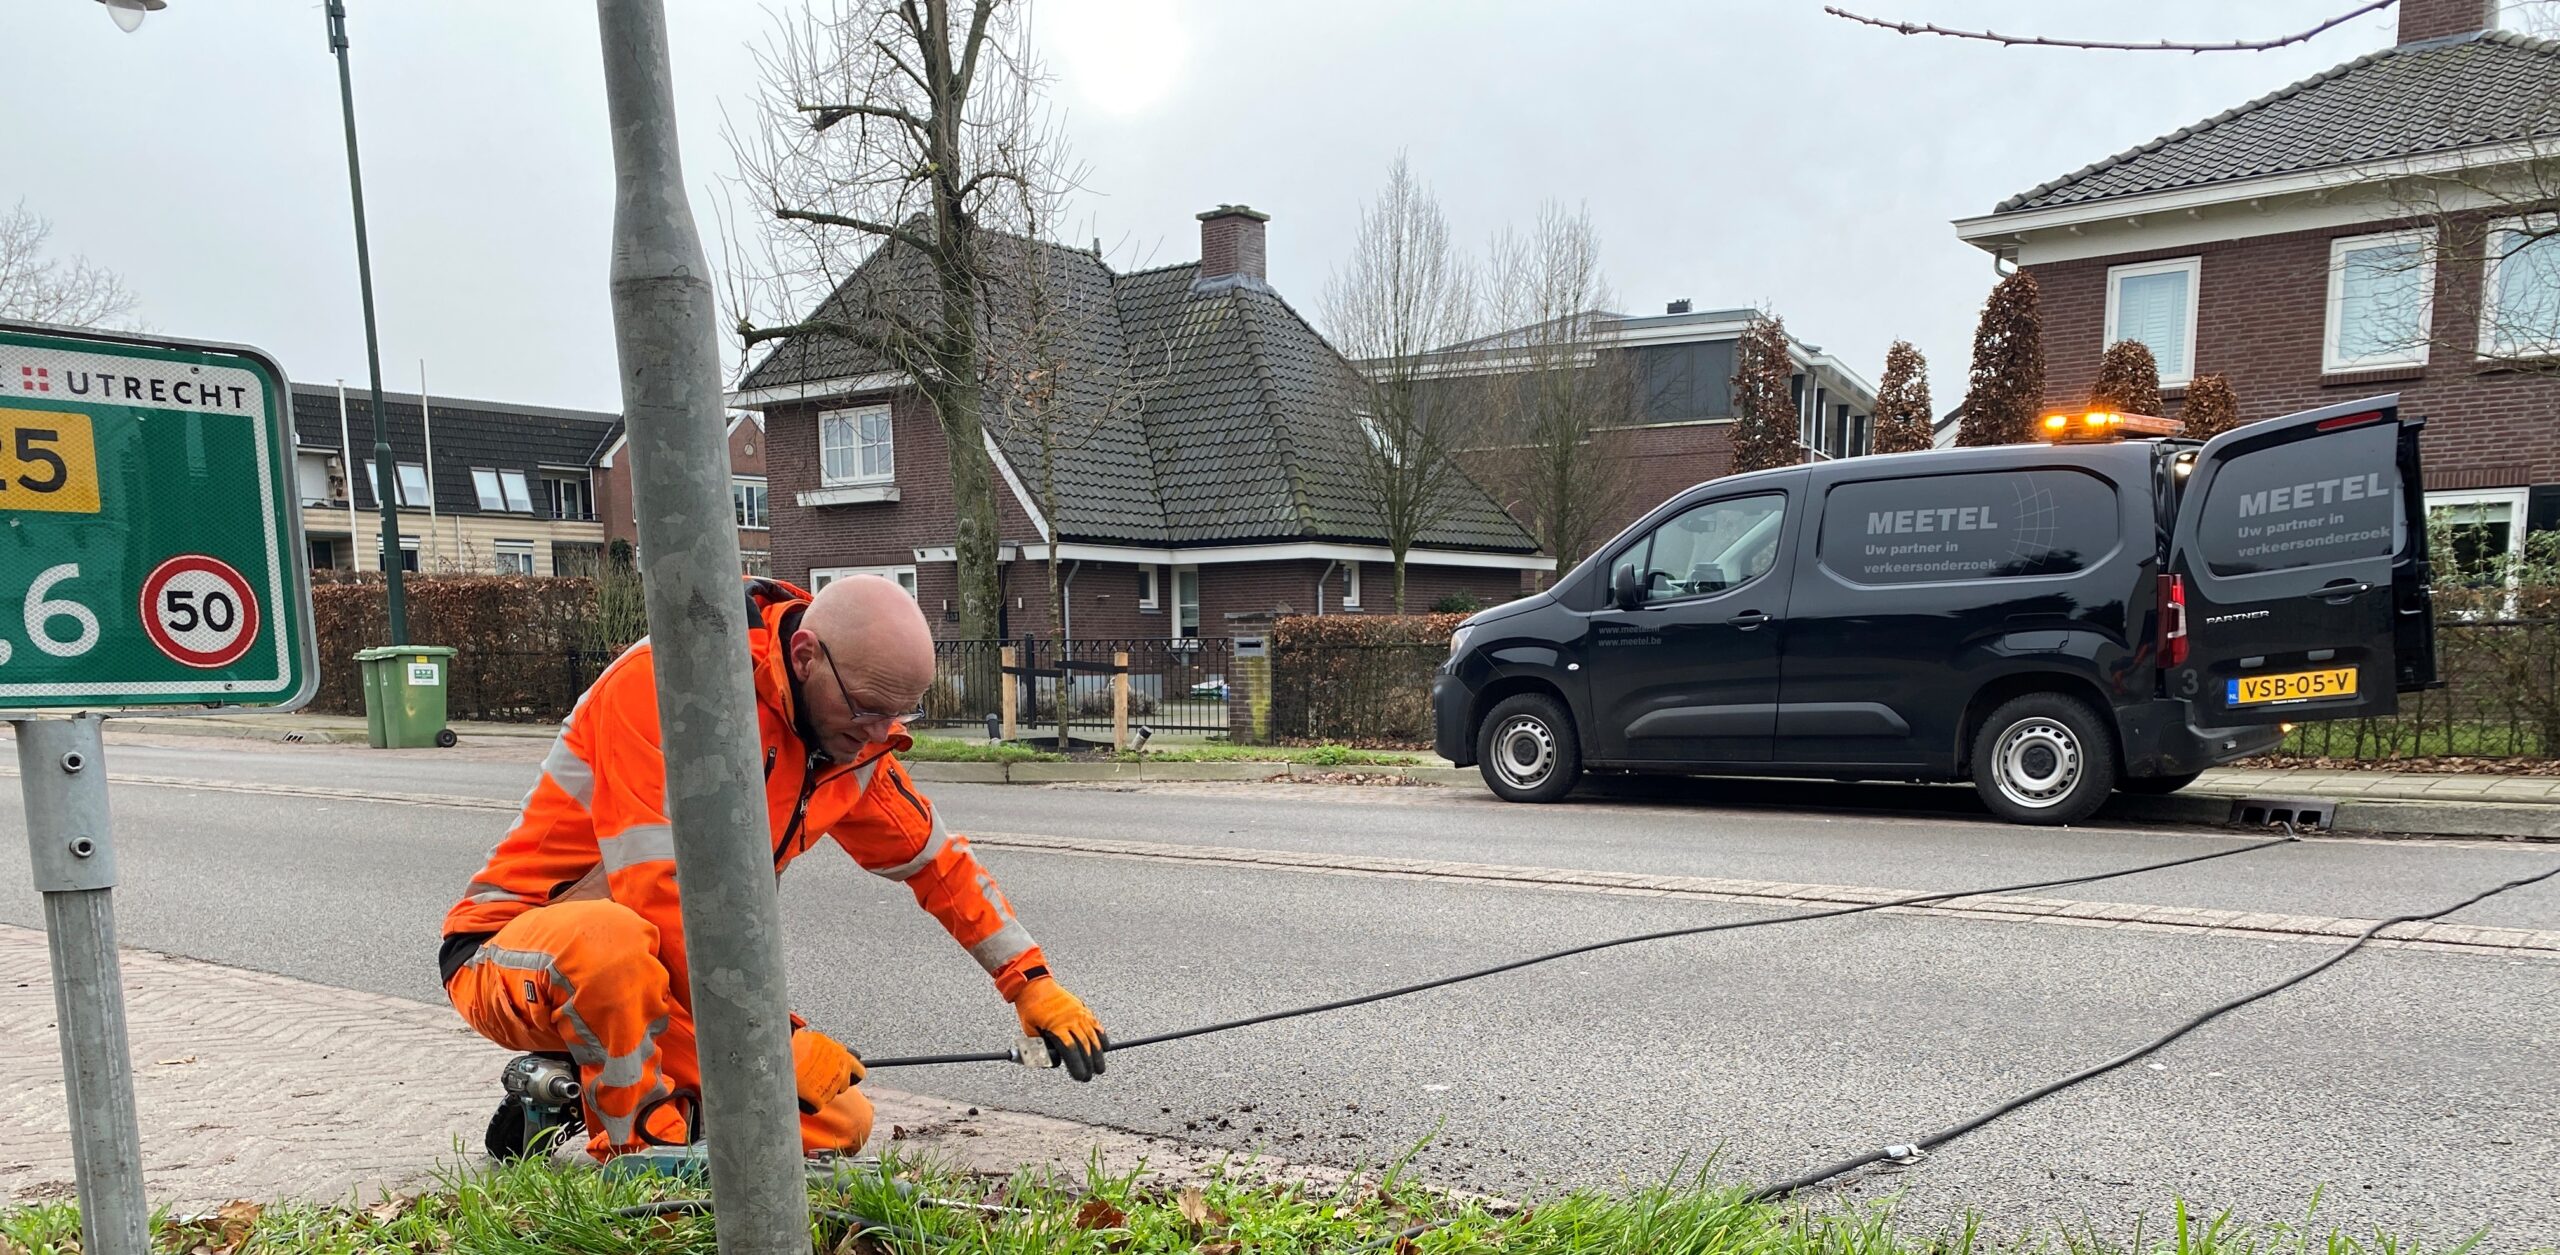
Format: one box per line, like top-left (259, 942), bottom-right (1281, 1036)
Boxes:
top-left (0, 323), bottom-right (313, 710)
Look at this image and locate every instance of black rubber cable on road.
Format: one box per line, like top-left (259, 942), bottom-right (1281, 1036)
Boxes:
top-left (1745, 857), bottom-right (2560, 1202)
top-left (859, 829), bottom-right (2307, 1070)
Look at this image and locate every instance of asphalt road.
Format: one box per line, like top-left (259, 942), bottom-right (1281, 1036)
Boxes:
top-left (4, 734), bottom-right (2555, 1249)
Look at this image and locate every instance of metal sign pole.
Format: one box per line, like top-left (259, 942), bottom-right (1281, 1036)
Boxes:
top-left (595, 2), bottom-right (808, 1251)
top-left (16, 714), bottom-right (147, 1255)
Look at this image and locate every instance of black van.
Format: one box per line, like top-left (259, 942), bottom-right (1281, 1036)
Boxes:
top-left (1432, 394), bottom-right (2438, 825)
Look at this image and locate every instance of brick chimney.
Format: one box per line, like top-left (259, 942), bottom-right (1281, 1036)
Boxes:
top-left (1197, 205), bottom-right (1269, 283)
top-left (2398, 0), bottom-right (2497, 45)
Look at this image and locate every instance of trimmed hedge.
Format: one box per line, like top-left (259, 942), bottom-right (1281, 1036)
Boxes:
top-left (311, 574), bottom-right (639, 722)
top-left (1268, 614), bottom-right (1462, 746)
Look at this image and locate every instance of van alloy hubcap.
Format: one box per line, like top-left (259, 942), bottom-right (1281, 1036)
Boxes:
top-left (1993, 718), bottom-right (2081, 809)
top-left (1493, 715), bottom-right (1557, 789)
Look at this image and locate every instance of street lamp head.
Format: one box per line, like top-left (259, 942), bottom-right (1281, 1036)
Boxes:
top-left (97, 0), bottom-right (165, 33)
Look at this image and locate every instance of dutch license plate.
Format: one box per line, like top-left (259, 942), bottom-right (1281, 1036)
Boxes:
top-left (2228, 667), bottom-right (2358, 706)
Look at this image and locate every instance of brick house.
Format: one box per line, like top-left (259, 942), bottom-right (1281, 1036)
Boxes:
top-left (289, 385), bottom-right (613, 577)
top-left (728, 206), bottom-right (1544, 639)
top-left (591, 413), bottom-right (771, 574)
top-left (1438, 303), bottom-right (1877, 582)
top-left (1953, 0), bottom-right (2560, 574)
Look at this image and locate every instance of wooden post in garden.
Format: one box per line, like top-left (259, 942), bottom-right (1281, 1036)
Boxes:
top-left (1112, 651), bottom-right (1130, 751)
top-left (999, 645), bottom-right (1018, 742)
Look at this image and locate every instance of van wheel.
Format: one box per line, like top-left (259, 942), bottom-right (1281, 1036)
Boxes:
top-left (1971, 692), bottom-right (2117, 825)
top-left (1477, 693), bottom-right (1582, 803)
top-left (2118, 771), bottom-right (2203, 796)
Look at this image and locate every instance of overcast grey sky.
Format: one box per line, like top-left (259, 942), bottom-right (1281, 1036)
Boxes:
top-left (2, 1), bottom-right (2412, 415)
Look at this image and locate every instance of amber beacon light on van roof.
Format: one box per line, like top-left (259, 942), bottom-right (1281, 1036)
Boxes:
top-left (2039, 410), bottom-right (2182, 442)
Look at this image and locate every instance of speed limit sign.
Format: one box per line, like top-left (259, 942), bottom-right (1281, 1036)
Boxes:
top-left (140, 555), bottom-right (261, 670)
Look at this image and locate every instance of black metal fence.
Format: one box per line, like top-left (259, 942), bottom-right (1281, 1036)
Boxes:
top-left (1267, 641), bottom-right (1445, 745)
top-left (926, 637), bottom-right (1234, 735)
top-left (2275, 619), bottom-right (2557, 761)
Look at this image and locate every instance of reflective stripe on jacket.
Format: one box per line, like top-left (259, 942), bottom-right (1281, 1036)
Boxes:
top-left (440, 578), bottom-right (1047, 1003)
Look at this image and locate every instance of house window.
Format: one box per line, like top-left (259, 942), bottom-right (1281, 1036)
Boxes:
top-left (1137, 565), bottom-right (1160, 611)
top-left (367, 463), bottom-right (432, 508)
top-left (741, 550), bottom-right (772, 577)
top-left (295, 451), bottom-right (338, 506)
top-left (493, 540), bottom-right (536, 576)
top-left (2480, 215), bottom-right (2560, 359)
top-left (1341, 562), bottom-right (1362, 609)
top-left (1173, 566), bottom-right (1200, 638)
top-left (2428, 489), bottom-right (2529, 589)
top-left (393, 534), bottom-right (420, 574)
top-left (809, 565), bottom-right (918, 597)
top-left (2325, 229), bottom-right (2434, 372)
top-left (733, 477), bottom-right (769, 529)
top-left (2104, 257), bottom-right (2200, 386)
top-left (471, 469), bottom-right (506, 511)
top-left (542, 473), bottom-right (593, 521)
top-left (820, 405), bottom-right (894, 486)
top-left (470, 468), bottom-right (534, 512)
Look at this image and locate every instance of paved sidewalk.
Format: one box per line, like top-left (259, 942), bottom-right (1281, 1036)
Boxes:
top-left (0, 925), bottom-right (1268, 1210)
top-left (2197, 766), bottom-right (2560, 803)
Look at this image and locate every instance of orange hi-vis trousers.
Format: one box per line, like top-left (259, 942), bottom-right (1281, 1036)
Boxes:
top-left (443, 899), bottom-right (873, 1159)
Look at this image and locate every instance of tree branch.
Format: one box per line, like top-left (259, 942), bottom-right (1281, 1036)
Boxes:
top-left (801, 101), bottom-right (928, 134)
top-left (774, 207), bottom-right (935, 254)
top-left (956, 167), bottom-right (1030, 203)
top-left (1822, 0), bottom-right (2392, 52)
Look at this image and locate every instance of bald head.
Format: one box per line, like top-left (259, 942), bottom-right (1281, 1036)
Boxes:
top-left (789, 575), bottom-right (936, 756)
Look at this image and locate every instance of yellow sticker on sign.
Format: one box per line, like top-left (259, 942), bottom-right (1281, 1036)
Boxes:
top-left (0, 408), bottom-right (100, 515)
top-left (2229, 667), bottom-right (2358, 706)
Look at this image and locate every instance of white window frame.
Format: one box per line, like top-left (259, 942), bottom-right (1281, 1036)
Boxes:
top-left (809, 564), bottom-right (918, 597)
top-left (733, 476), bottom-right (769, 530)
top-left (1137, 564), bottom-right (1160, 611)
top-left (541, 472), bottom-right (593, 521)
top-left (2103, 257), bottom-right (2202, 388)
top-left (2479, 214), bottom-right (2560, 360)
top-left (471, 468), bottom-right (506, 512)
top-left (497, 469), bottom-right (534, 513)
top-left (1341, 561), bottom-right (1362, 609)
top-left (820, 405), bottom-right (895, 487)
top-left (1172, 565), bottom-right (1201, 639)
top-left (2323, 228), bottom-right (2436, 373)
top-left (492, 539), bottom-right (536, 576)
top-left (384, 461), bottom-right (430, 508)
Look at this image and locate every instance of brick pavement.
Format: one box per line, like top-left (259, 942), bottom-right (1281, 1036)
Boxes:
top-left (0, 925), bottom-right (1262, 1210)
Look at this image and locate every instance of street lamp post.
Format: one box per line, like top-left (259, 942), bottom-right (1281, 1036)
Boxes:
top-left (324, 0), bottom-right (409, 643)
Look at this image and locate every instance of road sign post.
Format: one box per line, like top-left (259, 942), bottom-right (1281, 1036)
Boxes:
top-left (0, 321), bottom-right (313, 1255)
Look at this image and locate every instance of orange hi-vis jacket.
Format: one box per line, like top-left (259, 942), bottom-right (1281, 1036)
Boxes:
top-left (438, 578), bottom-right (1049, 1010)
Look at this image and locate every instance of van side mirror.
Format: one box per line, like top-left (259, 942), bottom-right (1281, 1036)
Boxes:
top-left (1611, 563), bottom-right (1644, 610)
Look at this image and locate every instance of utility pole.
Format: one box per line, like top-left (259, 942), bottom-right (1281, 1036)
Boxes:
top-left (594, 2), bottom-right (808, 1250)
top-left (326, 0), bottom-right (409, 642)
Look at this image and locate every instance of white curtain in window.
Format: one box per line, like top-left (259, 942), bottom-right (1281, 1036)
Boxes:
top-left (2490, 228), bottom-right (2560, 355)
top-left (2335, 240), bottom-right (2427, 363)
top-left (2114, 269), bottom-right (2190, 379)
top-left (821, 412), bottom-right (857, 484)
top-left (858, 409), bottom-right (894, 479)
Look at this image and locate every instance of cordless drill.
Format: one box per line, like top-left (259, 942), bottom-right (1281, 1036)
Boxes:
top-left (485, 1054), bottom-right (584, 1160)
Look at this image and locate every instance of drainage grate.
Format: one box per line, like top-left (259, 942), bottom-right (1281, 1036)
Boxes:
top-left (2228, 795), bottom-right (2333, 831)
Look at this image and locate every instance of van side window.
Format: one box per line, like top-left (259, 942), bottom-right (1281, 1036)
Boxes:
top-left (1819, 469), bottom-right (2118, 585)
top-left (1611, 494), bottom-right (1786, 604)
top-left (2193, 423), bottom-right (2400, 577)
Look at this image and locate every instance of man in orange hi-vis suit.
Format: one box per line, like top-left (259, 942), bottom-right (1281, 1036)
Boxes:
top-left (438, 574), bottom-right (1107, 1160)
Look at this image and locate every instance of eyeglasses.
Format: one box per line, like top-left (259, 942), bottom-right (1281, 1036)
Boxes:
top-left (817, 641), bottom-right (927, 727)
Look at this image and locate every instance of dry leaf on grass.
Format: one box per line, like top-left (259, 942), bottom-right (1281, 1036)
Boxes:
top-left (1176, 1187), bottom-right (1211, 1228)
top-left (1, 1236), bottom-right (33, 1255)
top-left (1072, 1198), bottom-right (1127, 1230)
top-left (1197, 1244), bottom-right (1241, 1255)
top-left (364, 1197), bottom-right (412, 1224)
top-left (156, 1056), bottom-right (197, 1066)
top-left (210, 1201), bottom-right (263, 1252)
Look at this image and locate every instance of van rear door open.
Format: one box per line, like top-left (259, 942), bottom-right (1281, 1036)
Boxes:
top-left (2166, 394), bottom-right (2434, 727)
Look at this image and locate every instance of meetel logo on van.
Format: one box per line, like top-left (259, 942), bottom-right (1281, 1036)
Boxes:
top-left (1866, 506), bottom-right (2001, 534)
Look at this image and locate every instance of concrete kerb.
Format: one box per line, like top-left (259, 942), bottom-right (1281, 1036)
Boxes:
top-left (2112, 789), bottom-right (2560, 840)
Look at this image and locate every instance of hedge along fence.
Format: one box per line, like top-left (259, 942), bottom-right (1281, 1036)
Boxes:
top-left (309, 572), bottom-right (644, 723)
top-left (1267, 613), bottom-right (1463, 746)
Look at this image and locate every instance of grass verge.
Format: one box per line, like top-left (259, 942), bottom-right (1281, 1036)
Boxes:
top-left (0, 1154), bottom-right (2513, 1255)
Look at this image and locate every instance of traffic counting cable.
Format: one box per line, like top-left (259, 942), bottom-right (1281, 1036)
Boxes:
top-left (851, 827), bottom-right (2560, 1203)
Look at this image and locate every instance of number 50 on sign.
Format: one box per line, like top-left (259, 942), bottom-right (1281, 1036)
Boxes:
top-left (0, 323), bottom-right (313, 710)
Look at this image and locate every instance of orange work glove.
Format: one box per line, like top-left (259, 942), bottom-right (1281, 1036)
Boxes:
top-left (1012, 976), bottom-right (1109, 1082)
top-left (790, 1028), bottom-right (865, 1115)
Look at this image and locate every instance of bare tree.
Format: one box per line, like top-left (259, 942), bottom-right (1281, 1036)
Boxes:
top-left (1957, 269), bottom-right (2045, 446)
top-left (730, 0), bottom-right (1070, 640)
top-left (2088, 339), bottom-right (2163, 416)
top-left (1729, 313), bottom-right (1801, 474)
top-left (1325, 155), bottom-right (1479, 612)
top-left (1470, 202), bottom-right (1638, 578)
top-left (1869, 339), bottom-right (1935, 454)
top-left (1823, 1), bottom-right (2391, 52)
top-left (0, 202), bottom-right (138, 328)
